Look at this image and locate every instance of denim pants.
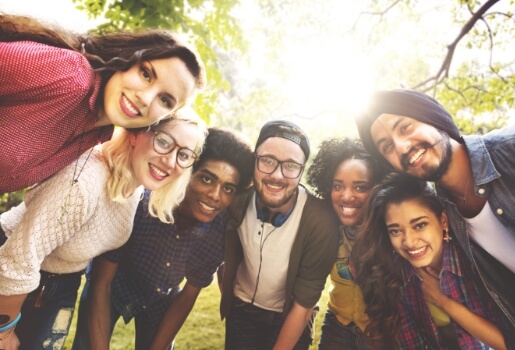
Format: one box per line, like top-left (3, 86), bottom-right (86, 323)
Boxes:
top-left (15, 270), bottom-right (83, 350)
top-left (225, 298), bottom-right (313, 350)
top-left (318, 310), bottom-right (375, 350)
top-left (71, 279), bottom-right (173, 350)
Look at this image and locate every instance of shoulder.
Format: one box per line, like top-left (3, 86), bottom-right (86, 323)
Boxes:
top-left (1, 40), bottom-right (95, 94)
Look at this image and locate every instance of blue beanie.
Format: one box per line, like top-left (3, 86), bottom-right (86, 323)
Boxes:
top-left (355, 89), bottom-right (462, 160)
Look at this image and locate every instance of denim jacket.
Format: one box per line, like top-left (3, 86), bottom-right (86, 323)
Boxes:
top-left (436, 125), bottom-right (515, 337)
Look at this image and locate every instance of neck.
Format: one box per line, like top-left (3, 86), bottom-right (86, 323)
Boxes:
top-left (175, 206), bottom-right (196, 229)
top-left (437, 140), bottom-right (471, 197)
top-left (92, 109), bottom-right (111, 129)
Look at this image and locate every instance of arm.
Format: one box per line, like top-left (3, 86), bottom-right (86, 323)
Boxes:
top-left (272, 301), bottom-right (313, 350)
top-left (149, 282), bottom-right (202, 350)
top-left (87, 256), bottom-right (119, 350)
top-left (418, 267), bottom-right (506, 350)
top-left (0, 294), bottom-right (26, 350)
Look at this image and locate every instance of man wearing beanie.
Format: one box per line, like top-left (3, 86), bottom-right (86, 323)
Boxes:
top-left (221, 120), bottom-right (339, 349)
top-left (356, 89), bottom-right (515, 337)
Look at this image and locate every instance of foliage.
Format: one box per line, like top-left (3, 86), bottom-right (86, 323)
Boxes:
top-left (63, 276), bottom-right (331, 349)
top-left (73, 0), bottom-right (248, 122)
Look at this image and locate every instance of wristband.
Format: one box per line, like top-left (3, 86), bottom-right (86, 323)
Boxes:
top-left (0, 312), bottom-right (21, 333)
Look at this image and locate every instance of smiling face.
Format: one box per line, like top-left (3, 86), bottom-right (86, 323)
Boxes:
top-left (181, 160), bottom-right (240, 223)
top-left (330, 158), bottom-right (374, 227)
top-left (254, 137), bottom-right (305, 214)
top-left (101, 57), bottom-right (196, 128)
top-left (129, 122), bottom-right (201, 190)
top-left (370, 114), bottom-right (453, 181)
top-left (386, 198), bottom-right (447, 270)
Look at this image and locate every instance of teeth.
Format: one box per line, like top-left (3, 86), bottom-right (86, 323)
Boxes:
top-left (199, 201), bottom-right (216, 211)
top-left (408, 246), bottom-right (426, 255)
top-left (150, 164), bottom-right (167, 177)
top-left (341, 207), bottom-right (357, 213)
top-left (123, 95), bottom-right (139, 115)
top-left (409, 149), bottom-right (425, 164)
top-left (266, 183), bottom-right (282, 190)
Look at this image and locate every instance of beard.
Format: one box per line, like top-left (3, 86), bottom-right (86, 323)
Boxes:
top-left (400, 131), bottom-right (453, 182)
top-left (256, 180), bottom-right (298, 210)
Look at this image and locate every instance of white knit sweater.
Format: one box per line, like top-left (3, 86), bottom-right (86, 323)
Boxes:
top-left (0, 150), bottom-right (143, 295)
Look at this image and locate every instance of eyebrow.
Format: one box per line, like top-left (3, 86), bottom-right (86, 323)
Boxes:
top-left (386, 215), bottom-right (429, 228)
top-left (198, 169), bottom-right (238, 188)
top-left (374, 116), bottom-right (404, 150)
top-left (148, 61), bottom-right (177, 104)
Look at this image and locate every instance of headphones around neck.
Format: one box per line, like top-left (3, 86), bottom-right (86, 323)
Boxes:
top-left (256, 198), bottom-right (296, 227)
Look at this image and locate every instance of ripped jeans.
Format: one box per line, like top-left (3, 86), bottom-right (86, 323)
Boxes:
top-left (15, 270), bottom-right (83, 350)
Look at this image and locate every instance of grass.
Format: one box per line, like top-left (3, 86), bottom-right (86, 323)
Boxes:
top-left (64, 277), bottom-right (330, 349)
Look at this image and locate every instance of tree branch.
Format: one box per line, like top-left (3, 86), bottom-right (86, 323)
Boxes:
top-left (412, 0), bottom-right (501, 92)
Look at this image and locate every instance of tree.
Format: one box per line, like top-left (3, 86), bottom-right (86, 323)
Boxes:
top-left (73, 0), bottom-right (248, 122)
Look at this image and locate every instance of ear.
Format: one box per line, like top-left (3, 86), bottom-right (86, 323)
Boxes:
top-left (440, 211), bottom-right (449, 229)
top-left (129, 132), bottom-right (139, 147)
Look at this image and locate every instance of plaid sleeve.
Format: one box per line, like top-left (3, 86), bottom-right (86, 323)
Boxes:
top-left (185, 211), bottom-right (227, 288)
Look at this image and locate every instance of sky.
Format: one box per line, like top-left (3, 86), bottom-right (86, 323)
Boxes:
top-left (2, 0), bottom-right (512, 135)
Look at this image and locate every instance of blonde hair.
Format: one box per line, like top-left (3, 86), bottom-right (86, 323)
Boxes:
top-left (102, 106), bottom-right (207, 223)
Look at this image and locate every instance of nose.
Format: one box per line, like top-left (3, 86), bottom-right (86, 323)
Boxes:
top-left (206, 184), bottom-right (221, 202)
top-left (341, 188), bottom-right (355, 202)
top-left (269, 164), bottom-right (284, 179)
top-left (135, 88), bottom-right (156, 107)
top-left (160, 148), bottom-right (178, 170)
top-left (395, 137), bottom-right (411, 155)
top-left (403, 229), bottom-right (418, 247)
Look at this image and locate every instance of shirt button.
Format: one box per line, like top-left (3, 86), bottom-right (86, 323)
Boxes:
top-left (496, 208), bottom-right (504, 215)
top-left (176, 235), bottom-right (180, 239)
top-left (166, 262), bottom-right (171, 267)
top-left (478, 188), bottom-right (485, 195)
top-left (142, 305), bottom-right (147, 309)
top-left (157, 288), bottom-right (161, 292)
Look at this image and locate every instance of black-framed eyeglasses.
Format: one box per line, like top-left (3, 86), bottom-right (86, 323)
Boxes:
top-left (152, 130), bottom-right (198, 168)
top-left (255, 155), bottom-right (304, 179)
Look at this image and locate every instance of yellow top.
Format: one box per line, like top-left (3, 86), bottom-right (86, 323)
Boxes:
top-left (427, 302), bottom-right (451, 327)
top-left (327, 227), bottom-right (369, 331)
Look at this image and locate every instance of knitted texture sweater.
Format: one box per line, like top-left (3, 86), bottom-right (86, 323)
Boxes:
top-left (0, 150), bottom-right (143, 295)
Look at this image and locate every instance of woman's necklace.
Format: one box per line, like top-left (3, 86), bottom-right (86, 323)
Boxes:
top-left (57, 127), bottom-right (105, 224)
top-left (449, 172), bottom-right (471, 205)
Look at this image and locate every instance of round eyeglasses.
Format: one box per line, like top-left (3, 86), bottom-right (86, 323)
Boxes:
top-left (255, 155), bottom-right (304, 179)
top-left (152, 130), bottom-right (198, 168)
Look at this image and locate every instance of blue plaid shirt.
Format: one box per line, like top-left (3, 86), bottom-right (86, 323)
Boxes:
top-left (104, 191), bottom-right (226, 326)
top-left (397, 240), bottom-right (507, 349)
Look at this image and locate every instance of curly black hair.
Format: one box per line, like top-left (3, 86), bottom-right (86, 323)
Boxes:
top-left (307, 137), bottom-right (386, 200)
top-left (193, 127), bottom-right (254, 193)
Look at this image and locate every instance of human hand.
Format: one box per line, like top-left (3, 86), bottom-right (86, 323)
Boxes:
top-left (416, 267), bottom-right (448, 308)
top-left (0, 328), bottom-right (20, 350)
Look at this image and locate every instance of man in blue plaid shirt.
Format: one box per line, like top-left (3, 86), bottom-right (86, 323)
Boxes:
top-left (72, 128), bottom-right (254, 350)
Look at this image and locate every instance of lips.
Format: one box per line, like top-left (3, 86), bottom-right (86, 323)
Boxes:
top-left (120, 94), bottom-right (141, 118)
top-left (406, 245), bottom-right (428, 258)
top-left (264, 182), bottom-right (284, 192)
top-left (199, 200), bottom-right (217, 213)
top-left (149, 163), bottom-right (169, 180)
top-left (339, 206), bottom-right (358, 216)
top-left (409, 148), bottom-right (425, 165)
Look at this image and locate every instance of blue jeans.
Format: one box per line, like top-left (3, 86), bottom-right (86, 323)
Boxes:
top-left (15, 270), bottom-right (82, 350)
top-left (71, 279), bottom-right (173, 350)
top-left (225, 298), bottom-right (313, 350)
top-left (318, 310), bottom-right (375, 350)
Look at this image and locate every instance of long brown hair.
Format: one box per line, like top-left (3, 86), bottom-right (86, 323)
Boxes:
top-left (0, 13), bottom-right (205, 92)
top-left (352, 173), bottom-right (443, 349)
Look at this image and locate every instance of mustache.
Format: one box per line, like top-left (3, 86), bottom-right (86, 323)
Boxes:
top-left (400, 139), bottom-right (442, 170)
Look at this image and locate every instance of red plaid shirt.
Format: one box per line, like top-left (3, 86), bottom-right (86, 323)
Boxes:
top-left (0, 41), bottom-right (113, 192)
top-left (396, 241), bottom-right (507, 349)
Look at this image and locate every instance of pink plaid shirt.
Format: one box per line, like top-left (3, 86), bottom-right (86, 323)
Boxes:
top-left (0, 41), bottom-right (113, 192)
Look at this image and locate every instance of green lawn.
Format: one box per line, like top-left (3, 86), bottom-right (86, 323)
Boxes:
top-left (64, 277), bottom-right (330, 349)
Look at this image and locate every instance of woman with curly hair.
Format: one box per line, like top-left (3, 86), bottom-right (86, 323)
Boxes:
top-left (0, 13), bottom-right (205, 193)
top-left (307, 138), bottom-right (385, 349)
top-left (352, 174), bottom-right (508, 349)
top-left (0, 108), bottom-right (207, 350)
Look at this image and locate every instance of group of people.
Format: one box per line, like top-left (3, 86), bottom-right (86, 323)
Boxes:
top-left (1, 12), bottom-right (514, 350)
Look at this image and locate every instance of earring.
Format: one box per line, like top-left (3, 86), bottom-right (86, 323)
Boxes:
top-left (443, 228), bottom-right (452, 243)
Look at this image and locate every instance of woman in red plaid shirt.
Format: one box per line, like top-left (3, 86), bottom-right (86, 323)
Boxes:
top-left (353, 174), bottom-right (508, 350)
top-left (0, 14), bottom-right (205, 193)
